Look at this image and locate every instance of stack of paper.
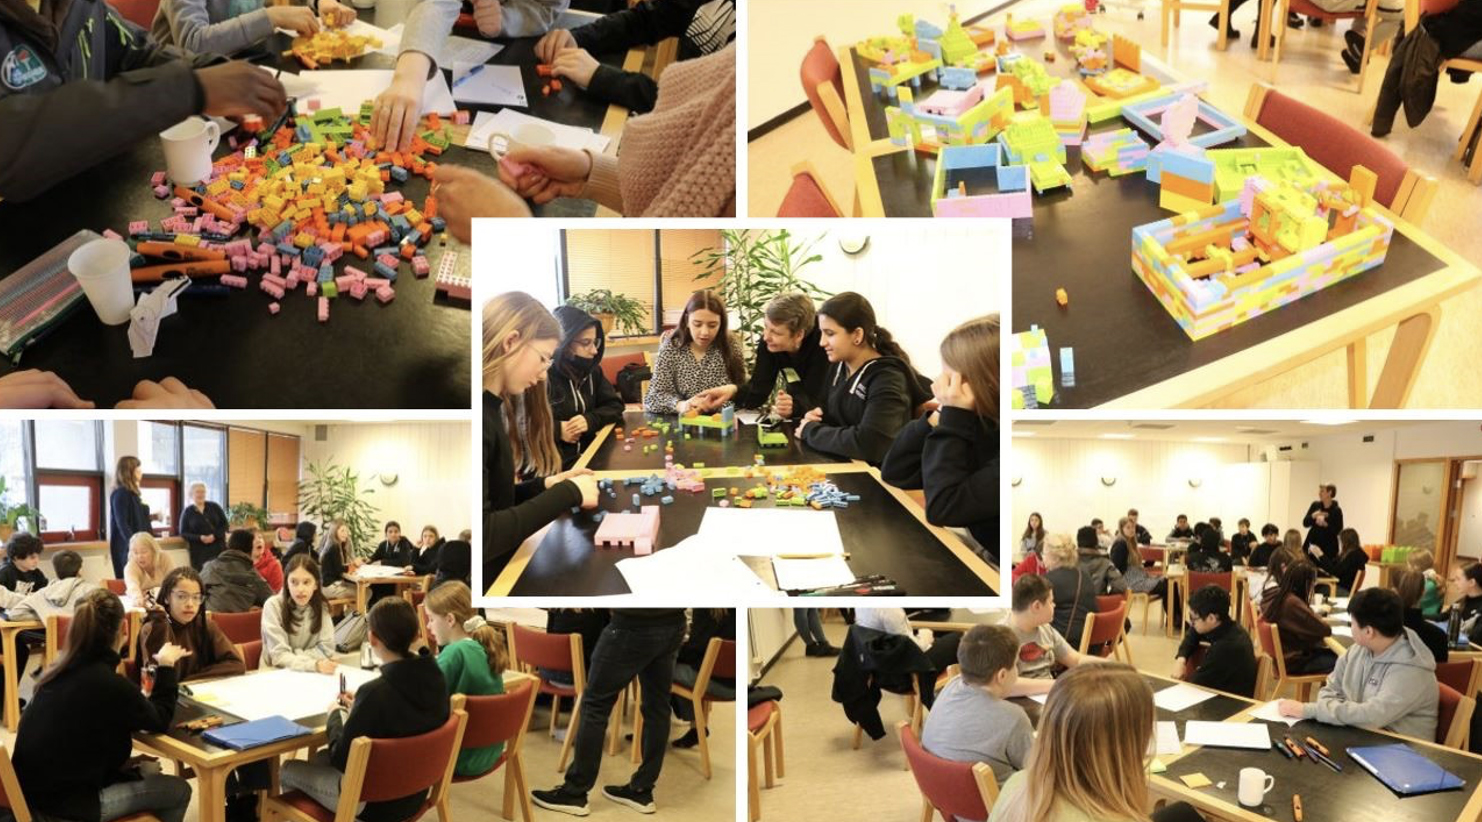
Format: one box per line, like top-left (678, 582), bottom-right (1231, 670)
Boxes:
top-left (353, 564), bottom-right (410, 578)
top-left (452, 63), bottom-right (527, 107)
top-left (771, 556), bottom-right (854, 591)
top-left (188, 668), bottom-right (378, 722)
top-left (614, 536), bottom-right (782, 598)
top-left (1182, 720), bottom-right (1271, 750)
top-left (695, 507), bottom-right (847, 556)
top-left (465, 109), bottom-right (610, 154)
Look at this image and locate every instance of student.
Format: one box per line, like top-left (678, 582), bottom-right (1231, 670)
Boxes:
top-left (534, 0), bottom-right (735, 113)
top-left (1091, 519), bottom-right (1113, 549)
top-left (1126, 509), bottom-right (1153, 545)
top-left (318, 519), bottom-right (359, 600)
top-left (125, 533), bottom-right (176, 605)
top-left (793, 608), bottom-right (838, 657)
top-left (1407, 549), bottom-right (1445, 618)
top-left (1260, 561), bottom-right (1336, 675)
top-left (881, 314), bottom-right (999, 554)
top-left (1248, 523), bottom-right (1282, 568)
top-left (1208, 517), bottom-right (1225, 544)
top-left (1303, 483), bottom-right (1344, 563)
top-left (990, 663), bottom-right (1207, 822)
top-left (484, 292), bottom-right (599, 584)
top-left (1282, 526), bottom-right (1305, 559)
top-left (200, 529), bottom-right (272, 613)
top-left (672, 608), bottom-right (736, 748)
top-left (642, 289), bottom-right (747, 416)
top-left (1168, 515), bottom-right (1195, 541)
top-left (12, 588), bottom-right (192, 822)
top-left (710, 292), bottom-right (829, 421)
top-left (261, 555), bottom-right (337, 673)
top-left (412, 525), bottom-right (444, 577)
top-left (547, 304), bottom-right (625, 470)
top-left (280, 598), bottom-right (450, 820)
top-left (1041, 537), bottom-right (1100, 648)
top-left (1185, 528), bottom-right (1233, 574)
top-left (532, 609), bottom-right (687, 816)
top-left (424, 582), bottom-right (508, 776)
top-left (6, 549), bottom-right (98, 624)
top-left (1321, 527), bottom-right (1368, 596)
top-left (1075, 527), bottom-right (1126, 596)
top-left (282, 521), bottom-right (317, 569)
top-left (921, 624), bottom-right (1033, 788)
top-left (796, 292), bottom-right (932, 466)
top-left (1116, 529), bottom-right (1168, 600)
top-left (1002, 574), bottom-right (1090, 697)
top-left (138, 566), bottom-right (246, 682)
top-left (370, 521), bottom-right (418, 570)
top-left (252, 531), bottom-right (283, 594)
top-left (854, 607), bottom-right (961, 672)
top-left (1392, 569), bottom-right (1448, 664)
top-left (108, 456), bottom-right (156, 578)
top-left (434, 537), bottom-right (472, 590)
top-left (179, 482), bottom-right (228, 570)
top-left (1230, 519), bottom-right (1256, 564)
top-left (1021, 513), bottom-right (1046, 560)
top-left (1108, 517), bottom-right (1141, 575)
top-left (152, 0), bottom-right (349, 55)
top-left (0, 531), bottom-right (47, 594)
top-left (1278, 588), bottom-right (1438, 742)
top-left (1173, 585), bottom-right (1258, 697)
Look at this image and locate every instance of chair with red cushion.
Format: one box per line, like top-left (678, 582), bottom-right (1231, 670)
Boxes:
top-left (1096, 593), bottom-right (1129, 613)
top-left (1079, 601), bottom-right (1132, 664)
top-left (109, 0), bottom-right (162, 29)
top-left (899, 720), bottom-right (999, 822)
top-left (508, 624), bottom-right (585, 772)
top-left (105, 579), bottom-right (127, 596)
top-left (1438, 681), bottom-right (1475, 750)
top-left (1262, 0), bottom-right (1380, 90)
top-left (801, 36), bottom-right (853, 151)
top-left (207, 609), bottom-right (262, 646)
top-left (747, 701), bottom-right (784, 822)
top-left (438, 676), bottom-right (540, 822)
top-left (1436, 659), bottom-right (1479, 697)
top-left (1254, 617), bottom-right (1328, 701)
top-left (264, 705), bottom-right (467, 822)
top-left (3, 743), bottom-right (162, 821)
top-left (630, 637), bottom-right (736, 779)
top-left (43, 614), bottom-right (70, 667)
top-left (777, 161), bottom-right (844, 217)
top-left (237, 640), bottom-right (262, 671)
top-left (1188, 571), bottom-right (1234, 594)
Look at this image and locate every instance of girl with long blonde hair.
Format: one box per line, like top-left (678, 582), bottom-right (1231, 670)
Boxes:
top-left (485, 292), bottom-right (598, 587)
top-left (423, 581), bottom-right (509, 776)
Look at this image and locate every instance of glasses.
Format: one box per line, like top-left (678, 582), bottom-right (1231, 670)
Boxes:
top-left (171, 591), bottom-right (204, 604)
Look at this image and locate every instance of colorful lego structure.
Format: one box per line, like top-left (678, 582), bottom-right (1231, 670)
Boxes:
top-left (1130, 168), bottom-right (1393, 340)
top-left (1047, 83), bottom-right (1087, 146)
top-left (1084, 67), bottom-right (1160, 99)
top-left (1053, 4), bottom-right (1093, 40)
top-left (286, 29), bottom-right (383, 69)
top-left (939, 65), bottom-right (980, 90)
top-left (1000, 115), bottom-right (1071, 194)
top-left (594, 506), bottom-right (661, 555)
top-left (434, 252), bottom-right (470, 302)
top-left (1123, 91), bottom-right (1246, 149)
top-left (758, 427), bottom-right (788, 448)
top-left (1068, 28), bottom-right (1110, 75)
top-left (1207, 146), bottom-right (1325, 202)
top-left (930, 143), bottom-right (1032, 218)
top-left (1005, 14), bottom-right (1046, 41)
top-left (1082, 128), bottom-right (1150, 175)
top-left (680, 403), bottom-right (737, 437)
top-left (1010, 325), bottom-right (1055, 409)
top-left (997, 57), bottom-right (1060, 107)
top-left (885, 83), bottom-right (1014, 152)
top-left (1060, 347), bottom-right (1076, 387)
top-left (1142, 94), bottom-right (1215, 212)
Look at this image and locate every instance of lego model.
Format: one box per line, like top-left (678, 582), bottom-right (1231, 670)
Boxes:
top-left (1111, 33), bottom-right (1142, 72)
top-left (1005, 14), bottom-right (1046, 41)
top-left (758, 427), bottom-right (788, 448)
top-left (1084, 67), bottom-right (1160, 99)
top-left (1207, 146), bottom-right (1325, 202)
top-left (885, 83), bottom-right (1014, 152)
top-left (930, 143), bottom-right (1032, 219)
top-left (286, 29), bottom-right (383, 69)
top-left (1142, 94), bottom-right (1215, 212)
top-left (594, 506), bottom-right (661, 555)
top-left (1060, 348), bottom-right (1076, 387)
top-left (997, 57), bottom-right (1059, 107)
top-left (1082, 128), bottom-right (1150, 175)
top-left (679, 403), bottom-right (737, 437)
top-left (1048, 83), bottom-right (1087, 146)
top-left (999, 115), bottom-right (1071, 194)
top-left (1010, 325), bottom-right (1055, 409)
top-left (939, 65), bottom-right (981, 90)
top-left (1054, 4), bottom-right (1093, 40)
top-left (1130, 168), bottom-right (1393, 341)
top-left (1068, 28), bottom-right (1110, 75)
top-left (434, 252), bottom-right (470, 302)
top-left (1123, 91), bottom-right (1246, 149)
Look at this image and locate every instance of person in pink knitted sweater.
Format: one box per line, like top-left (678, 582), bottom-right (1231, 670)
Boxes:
top-left (435, 43), bottom-right (734, 229)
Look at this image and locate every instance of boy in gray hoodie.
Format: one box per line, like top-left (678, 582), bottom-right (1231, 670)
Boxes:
top-left (6, 550), bottom-right (99, 624)
top-left (1278, 587), bottom-right (1438, 743)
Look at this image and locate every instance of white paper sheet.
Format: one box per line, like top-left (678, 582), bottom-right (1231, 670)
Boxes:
top-left (735, 410), bottom-right (762, 426)
top-left (1182, 720), bottom-right (1271, 750)
top-left (614, 537), bottom-right (781, 598)
top-left (1153, 721), bottom-right (1182, 756)
top-left (352, 564), bottom-right (411, 578)
top-left (1331, 624), bottom-right (1353, 637)
top-left (1153, 682), bottom-right (1219, 713)
top-left (1249, 700), bottom-right (1304, 727)
top-left (695, 507), bottom-right (846, 557)
top-left (1329, 612), bottom-right (1352, 623)
top-left (464, 109), bottom-right (610, 153)
top-left (771, 556), bottom-right (855, 591)
top-left (1028, 693), bottom-right (1050, 704)
top-left (186, 667), bottom-right (378, 723)
top-left (452, 63), bottom-right (527, 107)
top-left (441, 35), bottom-right (503, 66)
top-left (269, 67), bottom-right (455, 117)
top-left (1334, 597), bottom-right (1351, 609)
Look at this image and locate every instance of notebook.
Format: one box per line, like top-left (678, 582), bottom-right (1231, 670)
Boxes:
top-left (1347, 743), bottom-right (1466, 796)
top-left (202, 716), bottom-right (312, 751)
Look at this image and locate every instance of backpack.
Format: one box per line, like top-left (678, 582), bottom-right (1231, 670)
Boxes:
top-left (615, 362), bottom-right (652, 404)
top-left (334, 612), bottom-right (368, 652)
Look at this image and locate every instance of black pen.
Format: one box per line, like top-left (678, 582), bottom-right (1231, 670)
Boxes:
top-left (1272, 739), bottom-right (1295, 760)
top-left (1302, 742), bottom-right (1342, 772)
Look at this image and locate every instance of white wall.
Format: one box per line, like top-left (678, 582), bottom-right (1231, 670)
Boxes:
top-left (748, 0), bottom-right (1007, 130)
top-left (749, 608), bottom-right (794, 682)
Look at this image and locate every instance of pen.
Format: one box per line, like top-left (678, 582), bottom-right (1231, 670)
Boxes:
top-left (340, 672), bottom-right (346, 694)
top-left (1293, 794), bottom-right (1303, 822)
top-left (1283, 736), bottom-right (1305, 759)
top-left (453, 63), bottom-right (486, 88)
top-left (1304, 744), bottom-right (1343, 772)
top-left (1272, 739), bottom-right (1294, 760)
top-left (1304, 736), bottom-right (1331, 758)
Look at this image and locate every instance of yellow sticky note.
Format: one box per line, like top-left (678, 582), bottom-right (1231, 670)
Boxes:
top-left (1149, 758), bottom-right (1167, 774)
top-left (1179, 773), bottom-right (1212, 789)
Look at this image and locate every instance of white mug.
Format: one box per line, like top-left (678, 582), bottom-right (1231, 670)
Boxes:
top-left (1237, 767), bottom-right (1275, 807)
top-left (68, 238), bottom-right (135, 326)
top-left (487, 122), bottom-right (556, 158)
top-left (160, 117), bottom-right (221, 185)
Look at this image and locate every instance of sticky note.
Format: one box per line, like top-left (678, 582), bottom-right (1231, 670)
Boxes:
top-left (1179, 773), bottom-right (1212, 789)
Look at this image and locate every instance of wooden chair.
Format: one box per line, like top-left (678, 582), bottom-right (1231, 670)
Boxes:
top-left (206, 610), bottom-right (263, 646)
top-left (507, 624), bottom-right (584, 772)
top-left (1095, 593), bottom-right (1129, 613)
top-left (899, 721), bottom-right (999, 822)
top-left (1436, 659), bottom-right (1480, 697)
top-left (801, 36), bottom-right (853, 151)
top-left (777, 161), bottom-right (845, 217)
top-left (1189, 571), bottom-right (1234, 595)
top-left (263, 705), bottom-right (467, 822)
top-left (1162, 0), bottom-right (1234, 50)
top-left (747, 701), bottom-right (784, 822)
top-left (631, 637), bottom-right (736, 779)
top-left (104, 579), bottom-right (127, 596)
top-left (1437, 682), bottom-right (1475, 750)
top-left (0, 745), bottom-right (163, 822)
top-left (1254, 617), bottom-right (1330, 700)
top-left (237, 640), bottom-right (263, 671)
top-left (1263, 0), bottom-right (1380, 91)
top-left (1396, 0), bottom-right (1482, 182)
top-left (437, 677), bottom-right (540, 822)
top-left (43, 614), bottom-right (69, 668)
top-left (1080, 601), bottom-right (1133, 664)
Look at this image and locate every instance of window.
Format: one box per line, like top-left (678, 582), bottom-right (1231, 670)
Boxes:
top-left (139, 480), bottom-right (178, 537)
top-left (0, 422), bottom-right (27, 514)
top-left (183, 424), bottom-right (227, 506)
top-left (32, 421), bottom-right (99, 472)
top-left (140, 422), bottom-right (180, 476)
top-left (561, 230), bottom-right (724, 337)
top-left (36, 475), bottom-right (101, 542)
top-left (659, 230), bottom-right (723, 324)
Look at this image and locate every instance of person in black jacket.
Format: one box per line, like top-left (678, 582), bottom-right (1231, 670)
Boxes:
top-left (280, 597), bottom-right (451, 822)
top-left (282, 521), bottom-right (317, 569)
top-left (1127, 508), bottom-right (1153, 545)
top-left (1168, 514), bottom-right (1195, 541)
top-left (485, 293), bottom-right (598, 587)
top-left (1186, 528), bottom-right (1234, 574)
top-left (199, 529), bottom-right (272, 613)
top-left (318, 519), bottom-right (358, 601)
top-left (179, 482), bottom-right (229, 570)
top-left (1322, 527), bottom-right (1369, 596)
top-left (0, 531), bottom-right (47, 594)
top-left (12, 588), bottom-right (192, 822)
top-left (108, 456), bottom-right (157, 579)
top-left (1230, 518), bottom-right (1257, 565)
top-left (412, 525), bottom-right (444, 577)
top-left (533, 609), bottom-right (687, 816)
top-left (533, 0), bottom-right (735, 113)
top-left (882, 314), bottom-right (998, 557)
top-left (1303, 483), bottom-right (1343, 563)
top-left (1249, 523), bottom-right (1282, 567)
top-left (703, 292), bottom-right (831, 422)
top-left (671, 608), bottom-right (735, 748)
top-left (547, 305), bottom-right (626, 471)
top-left (796, 292), bottom-right (932, 466)
top-left (1173, 585), bottom-right (1258, 697)
top-left (434, 536), bottom-right (471, 590)
top-left (370, 521), bottom-right (418, 569)
top-left (1393, 568), bottom-right (1449, 664)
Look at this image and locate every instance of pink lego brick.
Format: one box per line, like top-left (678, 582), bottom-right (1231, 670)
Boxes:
top-left (593, 506), bottom-right (661, 555)
top-left (102, 228), bottom-right (124, 241)
top-left (261, 281), bottom-right (285, 300)
top-left (220, 274), bottom-right (248, 289)
top-left (344, 266), bottom-right (368, 280)
top-left (349, 282), bottom-right (368, 300)
top-left (128, 221), bottom-right (149, 235)
top-left (270, 256), bottom-right (282, 276)
top-left (381, 192), bottom-right (404, 205)
top-left (364, 277), bottom-right (390, 288)
top-left (453, 110), bottom-right (470, 125)
top-left (335, 275), bottom-right (356, 291)
top-left (307, 98), bottom-right (321, 111)
top-left (307, 281), bottom-right (318, 297)
top-left (152, 185), bottom-right (171, 199)
top-left (375, 285), bottom-right (395, 304)
top-left (412, 256), bottom-right (430, 277)
top-left (376, 253), bottom-right (400, 269)
top-left (268, 302), bottom-right (281, 315)
top-left (150, 171), bottom-right (167, 186)
top-left (231, 256), bottom-right (247, 272)
top-left (365, 229), bottom-right (388, 246)
top-left (317, 297), bottom-right (329, 323)
top-left (263, 273), bottom-right (286, 289)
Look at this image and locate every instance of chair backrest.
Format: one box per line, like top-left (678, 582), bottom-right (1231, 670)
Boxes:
top-left (1249, 87), bottom-right (1410, 208)
top-left (899, 721), bottom-right (999, 822)
top-left (1140, 547), bottom-right (1166, 564)
top-left (0, 746), bottom-right (33, 822)
top-left (1080, 601), bottom-right (1128, 657)
top-left (777, 167), bottom-right (844, 217)
top-left (800, 36), bottom-right (851, 150)
top-left (460, 677), bottom-right (538, 752)
top-left (510, 624), bottom-right (582, 685)
top-left (711, 637), bottom-right (737, 681)
top-left (104, 579), bottom-right (127, 596)
top-left (1353, 566), bottom-right (1367, 592)
top-left (238, 640), bottom-right (262, 671)
top-left (1437, 682), bottom-right (1475, 749)
top-left (1436, 659), bottom-right (1479, 696)
top-left (44, 614), bottom-right (71, 666)
top-left (1095, 593), bottom-right (1127, 613)
top-left (350, 708), bottom-right (467, 807)
top-left (109, 0), bottom-right (161, 28)
top-left (1254, 618), bottom-right (1282, 665)
top-left (206, 609), bottom-right (262, 646)
top-left (1188, 572), bottom-right (1233, 594)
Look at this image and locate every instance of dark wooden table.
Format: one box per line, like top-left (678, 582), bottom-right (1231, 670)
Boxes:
top-left (578, 409), bottom-right (846, 472)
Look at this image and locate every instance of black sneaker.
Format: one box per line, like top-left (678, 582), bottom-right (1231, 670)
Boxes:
top-left (1287, 11), bottom-right (1304, 27)
top-left (1341, 46), bottom-right (1362, 73)
top-left (1345, 29), bottom-right (1366, 52)
top-left (1309, 16), bottom-right (1324, 26)
top-left (602, 784), bottom-right (656, 814)
top-left (1208, 13), bottom-right (1240, 40)
top-left (532, 787), bottom-right (591, 817)
top-left (672, 727), bottom-right (710, 748)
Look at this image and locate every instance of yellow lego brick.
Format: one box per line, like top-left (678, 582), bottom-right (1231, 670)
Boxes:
top-left (293, 232), bottom-right (315, 248)
top-left (175, 234), bottom-right (202, 247)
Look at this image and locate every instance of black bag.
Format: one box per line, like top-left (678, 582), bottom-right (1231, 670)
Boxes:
top-left (615, 362), bottom-right (651, 404)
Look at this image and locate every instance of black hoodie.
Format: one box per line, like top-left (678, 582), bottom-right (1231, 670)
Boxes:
top-left (734, 322), bottom-right (831, 419)
top-left (880, 407), bottom-right (998, 551)
top-left (485, 391), bottom-right (582, 587)
top-left (547, 305), bottom-right (626, 470)
top-left (801, 356), bottom-right (932, 465)
top-left (283, 522), bottom-right (318, 568)
top-left (371, 536), bottom-right (417, 568)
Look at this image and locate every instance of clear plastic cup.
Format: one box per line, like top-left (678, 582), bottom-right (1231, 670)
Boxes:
top-left (68, 238), bottom-right (135, 326)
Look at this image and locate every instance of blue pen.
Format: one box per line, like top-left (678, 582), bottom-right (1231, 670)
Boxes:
top-left (452, 64), bottom-right (486, 89)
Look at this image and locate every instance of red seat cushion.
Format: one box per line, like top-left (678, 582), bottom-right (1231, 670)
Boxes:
top-left (778, 172), bottom-right (841, 217)
top-left (276, 790), bottom-right (335, 822)
top-left (600, 351), bottom-right (646, 387)
top-left (1256, 90), bottom-right (1409, 208)
top-left (748, 701), bottom-right (776, 734)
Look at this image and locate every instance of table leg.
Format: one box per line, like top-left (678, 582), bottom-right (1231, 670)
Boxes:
top-left (197, 764), bottom-right (227, 822)
top-left (1454, 84), bottom-right (1482, 164)
top-left (1347, 338), bottom-right (1369, 408)
top-left (1166, 578), bottom-right (1180, 639)
top-left (3, 629), bottom-right (19, 732)
top-left (1369, 307), bottom-right (1441, 408)
top-left (356, 581), bottom-right (368, 616)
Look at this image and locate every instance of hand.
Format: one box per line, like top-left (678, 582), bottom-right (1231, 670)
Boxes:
top-left (265, 4), bottom-right (320, 36)
top-left (371, 55), bottom-right (429, 153)
top-left (116, 378), bottom-right (215, 409)
top-left (1172, 659), bottom-right (1187, 679)
top-left (926, 410), bottom-right (940, 427)
top-left (494, 144), bottom-right (591, 205)
top-left (336, 691), bottom-right (354, 710)
top-left (773, 390), bottom-right (793, 418)
top-left (802, 407), bottom-right (824, 424)
top-left (688, 387), bottom-right (729, 413)
top-left (1308, 544), bottom-right (1323, 559)
top-left (472, 0), bottom-right (503, 37)
top-left (196, 62), bottom-right (288, 120)
top-left (0, 370), bottom-right (95, 408)
top-left (932, 370), bottom-right (976, 412)
top-left (1314, 512), bottom-right (1327, 526)
top-left (201, 534), bottom-right (215, 544)
top-left (550, 47), bottom-right (600, 88)
top-left (318, 0), bottom-right (356, 27)
top-left (433, 164), bottom-right (531, 241)
top-left (1277, 699), bottom-right (1305, 718)
top-left (153, 642), bottom-right (193, 667)
top-left (316, 659), bottom-right (338, 674)
top-left (403, 565), bottom-right (414, 574)
top-left (560, 416), bottom-right (589, 443)
top-left (535, 28), bottom-right (576, 62)
top-left (570, 473), bottom-right (600, 509)
top-left (545, 467), bottom-right (594, 489)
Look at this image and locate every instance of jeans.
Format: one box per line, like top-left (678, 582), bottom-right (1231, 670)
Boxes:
top-left (793, 609), bottom-right (827, 646)
top-left (562, 620), bottom-right (686, 795)
top-left (97, 774), bottom-right (193, 822)
top-left (670, 662), bottom-right (736, 722)
top-left (281, 751), bottom-right (365, 818)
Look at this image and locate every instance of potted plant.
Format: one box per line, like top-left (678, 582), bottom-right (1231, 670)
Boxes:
top-left (566, 289), bottom-right (649, 337)
top-left (690, 229), bottom-right (831, 358)
top-left (298, 460), bottom-right (381, 559)
top-left (0, 477), bottom-right (40, 544)
top-left (227, 501), bottom-right (270, 531)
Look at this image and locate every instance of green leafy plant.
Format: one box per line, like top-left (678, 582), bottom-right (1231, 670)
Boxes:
top-left (0, 477), bottom-right (40, 535)
top-left (566, 289), bottom-right (649, 337)
top-left (297, 460), bottom-right (381, 559)
top-left (226, 501), bottom-right (270, 530)
top-left (690, 229), bottom-right (831, 356)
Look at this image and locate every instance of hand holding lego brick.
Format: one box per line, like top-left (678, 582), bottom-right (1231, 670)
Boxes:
top-left (372, 55), bottom-right (432, 152)
top-left (0, 370), bottom-right (96, 409)
top-left (197, 62), bottom-right (288, 120)
top-left (549, 47), bottom-right (599, 89)
top-left (535, 29), bottom-right (577, 62)
top-left (115, 377), bottom-right (215, 410)
top-left (265, 5), bottom-right (320, 36)
top-left (472, 0), bottom-right (503, 37)
top-left (494, 145), bottom-right (591, 205)
top-left (773, 390), bottom-right (794, 418)
top-left (556, 472), bottom-right (600, 508)
top-left (932, 370), bottom-right (977, 413)
top-left (432, 164), bottom-right (531, 240)
top-left (690, 384), bottom-right (736, 413)
top-left (319, 0), bottom-right (357, 28)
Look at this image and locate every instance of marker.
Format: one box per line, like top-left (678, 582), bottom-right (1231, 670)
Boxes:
top-left (1303, 743), bottom-right (1343, 772)
top-left (1293, 794), bottom-right (1303, 822)
top-left (1283, 736), bottom-right (1306, 759)
top-left (1272, 739), bottom-right (1294, 760)
top-left (1304, 736), bottom-right (1331, 758)
top-left (340, 672), bottom-right (347, 695)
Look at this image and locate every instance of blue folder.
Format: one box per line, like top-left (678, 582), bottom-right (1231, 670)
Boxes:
top-left (1347, 743), bottom-right (1466, 796)
top-left (201, 716), bottom-right (312, 751)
